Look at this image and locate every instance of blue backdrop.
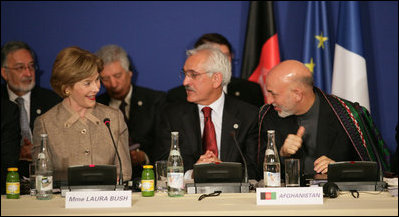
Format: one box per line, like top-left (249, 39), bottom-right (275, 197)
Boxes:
top-left (1, 1), bottom-right (397, 154)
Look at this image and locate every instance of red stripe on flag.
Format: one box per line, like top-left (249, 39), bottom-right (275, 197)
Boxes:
top-left (248, 34), bottom-right (280, 102)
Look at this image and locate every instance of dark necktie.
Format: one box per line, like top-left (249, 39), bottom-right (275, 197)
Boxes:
top-left (119, 100), bottom-right (128, 123)
top-left (15, 97), bottom-right (32, 145)
top-left (202, 107), bottom-right (218, 157)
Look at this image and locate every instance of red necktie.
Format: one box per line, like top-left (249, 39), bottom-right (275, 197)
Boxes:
top-left (202, 107), bottom-right (218, 157)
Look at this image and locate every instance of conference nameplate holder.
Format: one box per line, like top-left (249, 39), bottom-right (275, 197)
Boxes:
top-left (256, 187), bottom-right (323, 205)
top-left (65, 190), bottom-right (131, 208)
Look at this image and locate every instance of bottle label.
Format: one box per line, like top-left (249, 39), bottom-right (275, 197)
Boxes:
top-left (141, 180), bottom-right (154, 191)
top-left (6, 182), bottom-right (20, 194)
top-left (167, 172), bottom-right (184, 189)
top-left (38, 153), bottom-right (45, 159)
top-left (265, 149), bottom-right (275, 155)
top-left (264, 171), bottom-right (280, 187)
top-left (169, 150), bottom-right (180, 156)
top-left (36, 175), bottom-right (53, 191)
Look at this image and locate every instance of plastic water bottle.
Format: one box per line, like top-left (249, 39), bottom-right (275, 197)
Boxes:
top-left (263, 130), bottom-right (281, 187)
top-left (35, 134), bottom-right (53, 200)
top-left (167, 131), bottom-right (184, 197)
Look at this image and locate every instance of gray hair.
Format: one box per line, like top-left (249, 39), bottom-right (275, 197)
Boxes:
top-left (1, 41), bottom-right (36, 68)
top-left (95, 44), bottom-right (130, 71)
top-left (186, 44), bottom-right (231, 86)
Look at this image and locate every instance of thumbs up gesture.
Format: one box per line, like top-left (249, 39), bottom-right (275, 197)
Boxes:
top-left (279, 126), bottom-right (305, 157)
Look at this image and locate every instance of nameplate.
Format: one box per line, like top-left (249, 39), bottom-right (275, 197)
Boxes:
top-left (65, 191), bottom-right (131, 208)
top-left (256, 187), bottom-right (323, 205)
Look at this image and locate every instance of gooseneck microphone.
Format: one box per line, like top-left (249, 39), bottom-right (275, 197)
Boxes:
top-left (104, 118), bottom-right (123, 185)
top-left (230, 124), bottom-right (248, 183)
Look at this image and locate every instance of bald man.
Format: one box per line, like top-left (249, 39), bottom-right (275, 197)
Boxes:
top-left (258, 60), bottom-right (390, 181)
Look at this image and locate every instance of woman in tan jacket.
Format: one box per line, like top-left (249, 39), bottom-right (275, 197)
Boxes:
top-left (32, 46), bottom-right (132, 187)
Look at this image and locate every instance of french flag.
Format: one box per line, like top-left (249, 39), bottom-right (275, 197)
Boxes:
top-left (332, 1), bottom-right (370, 111)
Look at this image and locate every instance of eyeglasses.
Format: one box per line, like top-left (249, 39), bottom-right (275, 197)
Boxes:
top-left (3, 63), bottom-right (37, 73)
top-left (180, 69), bottom-right (209, 80)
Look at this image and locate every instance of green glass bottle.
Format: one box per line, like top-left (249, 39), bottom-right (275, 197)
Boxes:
top-left (141, 165), bottom-right (155, 197)
top-left (6, 167), bottom-right (20, 199)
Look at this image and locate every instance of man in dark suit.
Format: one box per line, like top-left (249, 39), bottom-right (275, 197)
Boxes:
top-left (258, 60), bottom-right (388, 181)
top-left (1, 97), bottom-right (21, 194)
top-left (155, 44), bottom-right (259, 179)
top-left (1, 41), bottom-right (61, 179)
top-left (95, 45), bottom-right (166, 180)
top-left (167, 33), bottom-right (264, 108)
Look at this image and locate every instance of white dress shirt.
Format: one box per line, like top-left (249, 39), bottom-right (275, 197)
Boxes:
top-left (7, 85), bottom-right (32, 123)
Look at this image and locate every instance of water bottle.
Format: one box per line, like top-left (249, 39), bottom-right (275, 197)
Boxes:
top-left (263, 130), bottom-right (281, 187)
top-left (167, 131), bottom-right (184, 197)
top-left (35, 134), bottom-right (53, 200)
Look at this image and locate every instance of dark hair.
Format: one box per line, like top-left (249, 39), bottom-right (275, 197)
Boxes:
top-left (194, 33), bottom-right (233, 55)
top-left (1, 41), bottom-right (36, 68)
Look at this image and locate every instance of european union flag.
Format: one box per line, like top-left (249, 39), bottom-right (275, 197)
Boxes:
top-left (302, 1), bottom-right (332, 93)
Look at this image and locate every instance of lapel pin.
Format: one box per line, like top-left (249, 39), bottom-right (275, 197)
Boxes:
top-left (138, 100), bottom-right (143, 106)
top-left (36, 109), bottom-right (41, 115)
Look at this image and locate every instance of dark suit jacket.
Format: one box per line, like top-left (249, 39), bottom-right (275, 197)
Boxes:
top-left (1, 84), bottom-right (61, 178)
top-left (155, 94), bottom-right (259, 179)
top-left (1, 97), bottom-right (21, 194)
top-left (97, 84), bottom-right (166, 163)
top-left (258, 90), bottom-right (360, 178)
top-left (167, 77), bottom-right (264, 108)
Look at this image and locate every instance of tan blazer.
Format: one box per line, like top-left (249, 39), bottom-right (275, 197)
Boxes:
top-left (32, 100), bottom-right (132, 183)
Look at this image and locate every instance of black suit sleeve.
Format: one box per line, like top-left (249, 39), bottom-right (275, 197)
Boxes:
top-left (1, 98), bottom-right (21, 194)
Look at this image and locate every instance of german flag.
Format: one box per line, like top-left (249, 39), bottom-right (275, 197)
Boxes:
top-left (241, 1), bottom-right (280, 103)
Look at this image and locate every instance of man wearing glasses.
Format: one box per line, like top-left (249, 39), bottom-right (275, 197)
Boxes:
top-left (155, 44), bottom-right (259, 180)
top-left (167, 33), bottom-right (264, 108)
top-left (1, 41), bottom-right (61, 181)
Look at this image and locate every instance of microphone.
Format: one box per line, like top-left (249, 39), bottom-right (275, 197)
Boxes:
top-left (230, 124), bottom-right (248, 183)
top-left (353, 104), bottom-right (383, 182)
top-left (104, 118), bottom-right (123, 185)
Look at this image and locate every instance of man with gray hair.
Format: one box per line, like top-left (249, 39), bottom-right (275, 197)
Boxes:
top-left (1, 41), bottom-right (61, 181)
top-left (155, 44), bottom-right (259, 180)
top-left (96, 44), bottom-right (166, 182)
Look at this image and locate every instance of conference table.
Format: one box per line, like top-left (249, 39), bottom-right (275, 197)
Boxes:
top-left (1, 190), bottom-right (397, 216)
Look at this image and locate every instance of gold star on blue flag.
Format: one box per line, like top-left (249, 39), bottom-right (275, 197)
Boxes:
top-left (302, 1), bottom-right (332, 93)
top-left (315, 32), bottom-right (328, 49)
top-left (305, 57), bottom-right (315, 73)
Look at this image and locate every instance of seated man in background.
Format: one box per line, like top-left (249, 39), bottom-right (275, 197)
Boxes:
top-left (155, 44), bottom-right (259, 180)
top-left (1, 41), bottom-right (61, 181)
top-left (258, 60), bottom-right (391, 181)
top-left (167, 33), bottom-right (264, 108)
top-left (32, 46), bottom-right (132, 185)
top-left (96, 45), bottom-right (166, 182)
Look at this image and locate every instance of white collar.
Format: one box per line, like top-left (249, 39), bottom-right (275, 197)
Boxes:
top-left (197, 92), bottom-right (225, 116)
top-left (110, 84), bottom-right (133, 106)
top-left (7, 85), bottom-right (31, 102)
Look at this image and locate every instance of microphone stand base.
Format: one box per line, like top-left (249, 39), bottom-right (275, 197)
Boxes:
top-left (186, 182), bottom-right (250, 194)
top-left (320, 181), bottom-right (387, 191)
